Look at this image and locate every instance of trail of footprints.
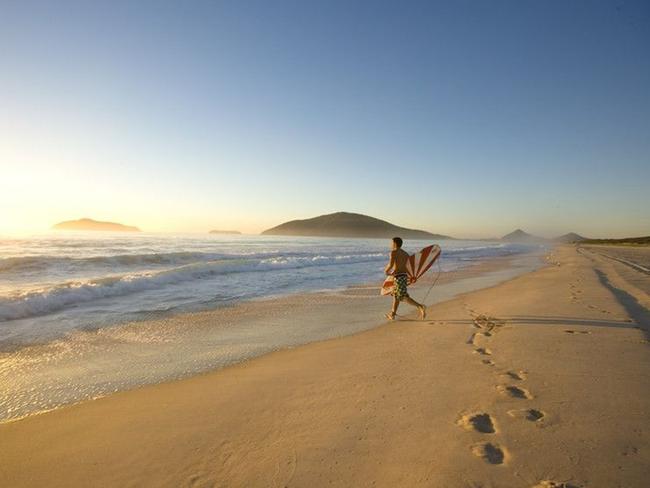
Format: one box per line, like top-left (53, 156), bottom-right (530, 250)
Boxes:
top-left (568, 275), bottom-right (611, 315)
top-left (455, 306), bottom-right (577, 486)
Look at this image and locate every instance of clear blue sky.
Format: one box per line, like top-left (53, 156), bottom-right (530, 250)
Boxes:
top-left (1, 0), bottom-right (648, 237)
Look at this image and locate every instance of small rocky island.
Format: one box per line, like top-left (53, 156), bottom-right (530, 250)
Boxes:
top-left (262, 212), bottom-right (450, 240)
top-left (209, 230), bottom-right (242, 235)
top-left (53, 218), bottom-right (141, 232)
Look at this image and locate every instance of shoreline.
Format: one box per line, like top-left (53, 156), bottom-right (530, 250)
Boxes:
top-left (0, 245), bottom-right (648, 486)
top-left (0, 238), bottom-right (532, 348)
top-left (0, 250), bottom-right (544, 424)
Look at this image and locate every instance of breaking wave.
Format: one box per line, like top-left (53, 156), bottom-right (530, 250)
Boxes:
top-left (0, 253), bottom-right (385, 321)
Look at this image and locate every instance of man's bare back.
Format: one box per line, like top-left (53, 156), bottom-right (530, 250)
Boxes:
top-left (389, 248), bottom-right (410, 275)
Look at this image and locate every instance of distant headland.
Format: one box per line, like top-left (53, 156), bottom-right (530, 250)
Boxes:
top-left (501, 229), bottom-right (587, 244)
top-left (580, 236), bottom-right (650, 245)
top-left (52, 218), bottom-right (141, 232)
top-left (209, 230), bottom-right (242, 235)
top-left (501, 229), bottom-right (546, 243)
top-left (262, 212), bottom-right (451, 240)
top-left (554, 232), bottom-right (587, 244)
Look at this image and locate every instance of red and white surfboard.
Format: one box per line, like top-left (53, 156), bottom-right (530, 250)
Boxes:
top-left (381, 244), bottom-right (441, 296)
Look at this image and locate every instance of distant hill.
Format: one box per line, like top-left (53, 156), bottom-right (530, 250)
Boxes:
top-left (501, 229), bottom-right (545, 243)
top-left (53, 218), bottom-right (140, 232)
top-left (554, 232), bottom-right (587, 243)
top-left (580, 236), bottom-right (650, 245)
top-left (209, 230), bottom-right (242, 235)
top-left (262, 212), bottom-right (451, 240)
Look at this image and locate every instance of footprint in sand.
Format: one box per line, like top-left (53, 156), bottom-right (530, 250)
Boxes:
top-left (482, 359), bottom-right (495, 366)
top-left (564, 330), bottom-right (591, 335)
top-left (473, 347), bottom-right (492, 356)
top-left (503, 370), bottom-right (527, 381)
top-left (497, 385), bottom-right (533, 399)
top-left (471, 442), bottom-right (507, 465)
top-left (532, 481), bottom-right (581, 488)
top-left (457, 412), bottom-right (497, 434)
top-left (188, 472), bottom-right (223, 487)
top-left (472, 315), bottom-right (506, 335)
top-left (507, 408), bottom-right (545, 422)
top-left (463, 304), bottom-right (477, 317)
top-left (622, 446), bottom-right (639, 456)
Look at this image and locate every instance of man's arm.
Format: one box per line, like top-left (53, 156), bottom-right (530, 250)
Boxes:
top-left (384, 250), bottom-right (396, 275)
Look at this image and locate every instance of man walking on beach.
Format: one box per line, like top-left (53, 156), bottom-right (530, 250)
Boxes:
top-left (384, 237), bottom-right (427, 321)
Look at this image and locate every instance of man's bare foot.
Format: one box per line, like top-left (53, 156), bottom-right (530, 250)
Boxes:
top-left (418, 305), bottom-right (426, 320)
top-left (385, 312), bottom-right (396, 321)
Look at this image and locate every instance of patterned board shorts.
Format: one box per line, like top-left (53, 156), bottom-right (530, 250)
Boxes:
top-left (393, 274), bottom-right (410, 301)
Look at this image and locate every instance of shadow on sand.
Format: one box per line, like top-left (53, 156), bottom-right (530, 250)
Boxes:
top-left (430, 317), bottom-right (636, 329)
top-left (417, 315), bottom-right (648, 343)
top-left (594, 268), bottom-right (650, 340)
top-left (419, 314), bottom-right (648, 339)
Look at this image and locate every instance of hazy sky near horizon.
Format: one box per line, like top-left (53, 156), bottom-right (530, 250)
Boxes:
top-left (1, 0), bottom-right (649, 238)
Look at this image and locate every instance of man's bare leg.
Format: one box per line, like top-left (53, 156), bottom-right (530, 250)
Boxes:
top-left (404, 296), bottom-right (426, 320)
top-left (386, 297), bottom-right (400, 320)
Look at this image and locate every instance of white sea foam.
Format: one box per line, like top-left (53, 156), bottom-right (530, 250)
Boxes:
top-left (0, 253), bottom-right (386, 321)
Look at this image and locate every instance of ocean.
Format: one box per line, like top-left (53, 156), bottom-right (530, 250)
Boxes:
top-left (0, 233), bottom-right (533, 348)
top-left (0, 233), bottom-right (540, 422)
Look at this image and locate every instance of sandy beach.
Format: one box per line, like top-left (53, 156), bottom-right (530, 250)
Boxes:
top-left (1, 245), bottom-right (649, 487)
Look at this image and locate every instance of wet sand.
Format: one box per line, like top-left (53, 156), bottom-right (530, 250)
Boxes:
top-left (1, 246), bottom-right (649, 487)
